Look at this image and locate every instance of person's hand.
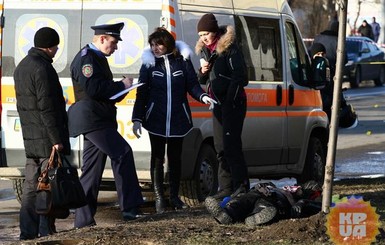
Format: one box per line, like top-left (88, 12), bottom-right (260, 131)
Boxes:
top-left (53, 143), bottom-right (63, 151)
top-left (122, 76), bottom-right (134, 89)
top-left (133, 121), bottom-right (142, 139)
top-left (291, 200), bottom-right (305, 218)
top-left (200, 59), bottom-right (210, 74)
top-left (202, 95), bottom-right (217, 110)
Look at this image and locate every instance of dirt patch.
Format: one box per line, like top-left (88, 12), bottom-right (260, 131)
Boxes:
top-left (14, 177), bottom-right (385, 245)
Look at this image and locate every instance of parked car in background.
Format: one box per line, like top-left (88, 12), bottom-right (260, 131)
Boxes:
top-left (344, 36), bottom-right (385, 88)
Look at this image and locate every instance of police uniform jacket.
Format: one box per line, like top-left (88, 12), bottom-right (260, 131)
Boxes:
top-left (195, 25), bottom-right (248, 104)
top-left (68, 45), bottom-right (126, 137)
top-left (132, 41), bottom-right (207, 137)
top-left (14, 47), bottom-right (70, 158)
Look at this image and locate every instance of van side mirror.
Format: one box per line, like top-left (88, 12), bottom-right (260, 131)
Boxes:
top-left (309, 56), bottom-right (329, 90)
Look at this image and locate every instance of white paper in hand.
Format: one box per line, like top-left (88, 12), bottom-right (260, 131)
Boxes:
top-left (109, 83), bottom-right (144, 100)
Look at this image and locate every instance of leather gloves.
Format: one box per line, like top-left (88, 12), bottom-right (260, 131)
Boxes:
top-left (202, 95), bottom-right (217, 110)
top-left (133, 121), bottom-right (142, 139)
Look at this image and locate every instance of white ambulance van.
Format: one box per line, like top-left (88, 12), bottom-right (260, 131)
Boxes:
top-left (0, 0), bottom-right (329, 205)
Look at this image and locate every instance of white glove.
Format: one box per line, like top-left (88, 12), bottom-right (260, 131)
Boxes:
top-left (133, 121), bottom-right (142, 139)
top-left (202, 95), bottom-right (217, 110)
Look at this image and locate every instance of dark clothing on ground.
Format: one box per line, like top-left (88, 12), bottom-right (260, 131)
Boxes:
top-left (196, 25), bottom-right (249, 191)
top-left (224, 183), bottom-right (322, 224)
top-left (68, 44), bottom-right (143, 228)
top-left (14, 47), bottom-right (70, 240)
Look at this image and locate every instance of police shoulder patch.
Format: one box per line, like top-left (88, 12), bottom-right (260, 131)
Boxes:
top-left (82, 64), bottom-right (93, 78)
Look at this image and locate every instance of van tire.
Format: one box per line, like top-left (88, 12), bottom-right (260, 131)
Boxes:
top-left (297, 137), bottom-right (325, 185)
top-left (12, 178), bottom-right (24, 204)
top-left (180, 144), bottom-right (218, 206)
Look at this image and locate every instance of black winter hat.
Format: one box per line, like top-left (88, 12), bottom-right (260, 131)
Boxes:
top-left (310, 42), bottom-right (326, 57)
top-left (34, 27), bottom-right (60, 48)
top-left (197, 13), bottom-right (219, 33)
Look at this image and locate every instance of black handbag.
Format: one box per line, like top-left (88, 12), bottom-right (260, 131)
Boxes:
top-left (36, 147), bottom-right (87, 216)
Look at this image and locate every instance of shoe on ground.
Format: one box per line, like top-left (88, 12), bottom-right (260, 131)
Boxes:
top-left (244, 202), bottom-right (277, 227)
top-left (122, 207), bottom-right (146, 221)
top-left (169, 197), bottom-right (189, 210)
top-left (204, 196), bottom-right (223, 217)
top-left (214, 210), bottom-right (233, 225)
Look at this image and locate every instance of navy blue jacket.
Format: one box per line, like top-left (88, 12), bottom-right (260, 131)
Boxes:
top-left (132, 41), bottom-right (207, 137)
top-left (68, 44), bottom-right (126, 137)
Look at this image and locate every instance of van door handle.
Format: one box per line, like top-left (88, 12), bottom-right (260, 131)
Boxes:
top-left (276, 85), bottom-right (282, 105)
top-left (288, 84), bottom-right (294, 105)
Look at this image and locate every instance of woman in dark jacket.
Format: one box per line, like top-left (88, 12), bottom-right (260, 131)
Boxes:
top-left (195, 14), bottom-right (249, 206)
top-left (132, 27), bottom-right (215, 213)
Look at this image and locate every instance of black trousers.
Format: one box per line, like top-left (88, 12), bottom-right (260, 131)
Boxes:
top-left (213, 96), bottom-right (249, 190)
top-left (149, 133), bottom-right (183, 185)
top-left (19, 158), bottom-right (55, 240)
top-left (74, 127), bottom-right (143, 228)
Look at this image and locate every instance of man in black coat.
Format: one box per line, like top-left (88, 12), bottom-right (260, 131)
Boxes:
top-left (68, 22), bottom-right (144, 228)
top-left (14, 27), bottom-right (71, 240)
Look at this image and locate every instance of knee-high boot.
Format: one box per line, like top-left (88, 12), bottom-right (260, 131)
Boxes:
top-left (151, 159), bottom-right (166, 213)
top-left (168, 162), bottom-right (188, 210)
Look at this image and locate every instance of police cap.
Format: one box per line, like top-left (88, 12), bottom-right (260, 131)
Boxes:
top-left (91, 22), bottom-right (124, 41)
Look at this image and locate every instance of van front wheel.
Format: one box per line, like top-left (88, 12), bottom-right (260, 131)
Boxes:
top-left (297, 137), bottom-right (325, 185)
top-left (180, 144), bottom-right (218, 206)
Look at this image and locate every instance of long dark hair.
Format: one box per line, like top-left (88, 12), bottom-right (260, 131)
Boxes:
top-left (148, 27), bottom-right (177, 55)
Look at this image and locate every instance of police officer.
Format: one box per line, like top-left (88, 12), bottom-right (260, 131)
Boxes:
top-left (68, 22), bottom-right (144, 228)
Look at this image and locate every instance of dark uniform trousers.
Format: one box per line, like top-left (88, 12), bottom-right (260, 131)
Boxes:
top-left (20, 158), bottom-right (55, 240)
top-left (213, 96), bottom-right (249, 191)
top-left (74, 127), bottom-right (143, 228)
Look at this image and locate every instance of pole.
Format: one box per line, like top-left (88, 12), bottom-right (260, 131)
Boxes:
top-left (321, 0), bottom-right (348, 213)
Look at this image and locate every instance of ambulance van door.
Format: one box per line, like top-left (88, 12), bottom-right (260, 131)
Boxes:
top-left (283, 19), bottom-right (327, 183)
top-left (1, 0), bottom-right (82, 168)
top-left (234, 14), bottom-right (285, 173)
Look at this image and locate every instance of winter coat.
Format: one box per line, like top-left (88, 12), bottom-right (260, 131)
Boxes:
top-left (68, 45), bottom-right (126, 137)
top-left (14, 47), bottom-right (70, 158)
top-left (132, 41), bottom-right (207, 137)
top-left (358, 24), bottom-right (374, 41)
top-left (195, 25), bottom-right (248, 104)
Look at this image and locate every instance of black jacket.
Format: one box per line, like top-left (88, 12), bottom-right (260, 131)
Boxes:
top-left (132, 41), bottom-right (207, 137)
top-left (68, 45), bottom-right (126, 137)
top-left (195, 25), bottom-right (248, 104)
top-left (14, 47), bottom-right (70, 158)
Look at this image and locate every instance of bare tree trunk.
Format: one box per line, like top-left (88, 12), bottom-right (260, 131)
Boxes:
top-left (353, 0), bottom-right (362, 35)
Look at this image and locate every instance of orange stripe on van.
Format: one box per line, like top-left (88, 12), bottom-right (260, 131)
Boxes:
top-left (189, 88), bottom-right (322, 108)
top-left (192, 110), bottom-right (325, 118)
top-left (170, 18), bottom-right (176, 28)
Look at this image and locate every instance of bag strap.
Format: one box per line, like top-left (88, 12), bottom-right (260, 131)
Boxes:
top-left (48, 146), bottom-right (63, 169)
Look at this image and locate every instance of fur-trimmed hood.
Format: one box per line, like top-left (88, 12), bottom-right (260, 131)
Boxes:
top-left (195, 25), bottom-right (235, 55)
top-left (141, 40), bottom-right (193, 68)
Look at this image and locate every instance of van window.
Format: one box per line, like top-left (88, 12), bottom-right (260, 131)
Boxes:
top-left (285, 22), bottom-right (310, 86)
top-left (235, 16), bottom-right (282, 82)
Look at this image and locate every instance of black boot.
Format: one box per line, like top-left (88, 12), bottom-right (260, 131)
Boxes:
top-left (168, 162), bottom-right (188, 210)
top-left (151, 159), bottom-right (166, 214)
